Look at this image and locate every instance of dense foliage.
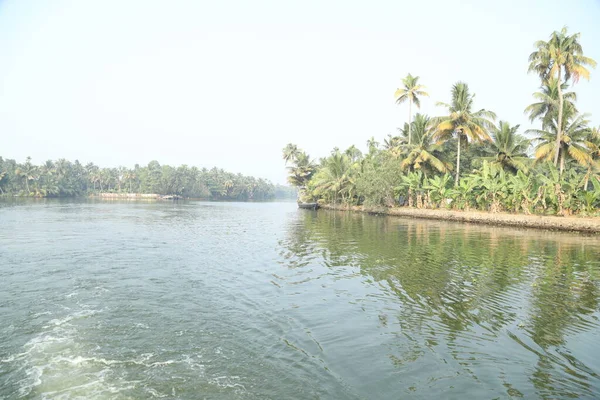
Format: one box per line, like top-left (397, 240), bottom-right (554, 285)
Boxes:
top-left (0, 157), bottom-right (282, 201)
top-left (284, 27), bottom-right (600, 216)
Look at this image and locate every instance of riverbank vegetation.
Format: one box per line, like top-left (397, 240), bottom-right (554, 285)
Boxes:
top-left (0, 157), bottom-right (288, 200)
top-left (284, 28), bottom-right (600, 216)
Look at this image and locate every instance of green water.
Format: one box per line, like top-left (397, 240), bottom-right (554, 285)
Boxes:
top-left (1, 200), bottom-right (599, 399)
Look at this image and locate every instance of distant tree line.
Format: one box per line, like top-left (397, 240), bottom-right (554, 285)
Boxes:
top-left (0, 157), bottom-right (288, 201)
top-left (283, 27), bottom-right (600, 216)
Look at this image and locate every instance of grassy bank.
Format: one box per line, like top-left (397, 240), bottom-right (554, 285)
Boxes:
top-left (320, 204), bottom-right (600, 233)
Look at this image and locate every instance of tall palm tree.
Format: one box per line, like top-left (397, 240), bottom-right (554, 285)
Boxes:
top-left (282, 143), bottom-right (300, 165)
top-left (527, 110), bottom-right (593, 175)
top-left (394, 73), bottom-right (429, 145)
top-left (434, 82), bottom-right (497, 185)
top-left (524, 78), bottom-right (578, 129)
top-left (401, 113), bottom-right (451, 175)
top-left (528, 27), bottom-right (597, 167)
top-left (483, 121), bottom-right (531, 173)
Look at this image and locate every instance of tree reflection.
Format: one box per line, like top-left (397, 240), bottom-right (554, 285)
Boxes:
top-left (280, 210), bottom-right (600, 397)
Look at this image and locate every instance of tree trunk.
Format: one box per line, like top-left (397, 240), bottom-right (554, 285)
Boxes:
top-left (559, 149), bottom-right (565, 176)
top-left (25, 179), bottom-right (29, 194)
top-left (584, 170), bottom-right (590, 191)
top-left (554, 67), bottom-right (563, 169)
top-left (408, 98), bottom-right (413, 145)
top-left (455, 135), bottom-right (461, 186)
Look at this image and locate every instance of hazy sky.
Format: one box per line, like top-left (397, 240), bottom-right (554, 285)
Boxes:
top-left (1, 0), bottom-right (599, 184)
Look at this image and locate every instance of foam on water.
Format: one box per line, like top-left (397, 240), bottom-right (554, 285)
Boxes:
top-left (3, 304), bottom-right (212, 399)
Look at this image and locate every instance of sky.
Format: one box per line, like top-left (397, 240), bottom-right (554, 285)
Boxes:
top-left (1, 0), bottom-right (599, 184)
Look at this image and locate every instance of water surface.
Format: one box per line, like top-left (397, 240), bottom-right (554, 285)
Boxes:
top-left (1, 200), bottom-right (599, 399)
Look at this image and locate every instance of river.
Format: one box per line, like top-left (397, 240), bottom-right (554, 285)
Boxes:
top-left (1, 200), bottom-right (599, 399)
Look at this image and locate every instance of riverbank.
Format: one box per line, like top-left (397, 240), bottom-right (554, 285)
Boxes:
top-left (320, 204), bottom-right (600, 233)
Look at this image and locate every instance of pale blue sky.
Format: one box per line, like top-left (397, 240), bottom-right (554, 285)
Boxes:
top-left (1, 0), bottom-right (599, 184)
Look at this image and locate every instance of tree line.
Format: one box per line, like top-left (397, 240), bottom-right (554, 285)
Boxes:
top-left (0, 157), bottom-right (294, 201)
top-left (284, 27), bottom-right (600, 216)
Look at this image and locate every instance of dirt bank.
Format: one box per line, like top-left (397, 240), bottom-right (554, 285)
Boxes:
top-left (319, 204), bottom-right (600, 233)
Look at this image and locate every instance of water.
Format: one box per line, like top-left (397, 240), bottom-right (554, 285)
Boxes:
top-left (1, 200), bottom-right (599, 399)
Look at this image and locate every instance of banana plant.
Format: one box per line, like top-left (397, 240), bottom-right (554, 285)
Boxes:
top-left (450, 177), bottom-right (477, 210)
top-left (577, 178), bottom-right (600, 214)
top-left (399, 170), bottom-right (424, 207)
top-left (423, 174), bottom-right (453, 208)
top-left (469, 161), bottom-right (508, 212)
top-left (507, 170), bottom-right (536, 214)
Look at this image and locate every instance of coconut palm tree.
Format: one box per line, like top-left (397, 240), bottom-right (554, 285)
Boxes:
top-left (311, 150), bottom-right (356, 203)
top-left (282, 143), bottom-right (300, 165)
top-left (483, 121), bottom-right (531, 173)
top-left (344, 145), bottom-right (363, 162)
top-left (285, 151), bottom-right (317, 189)
top-left (401, 114), bottom-right (451, 175)
top-left (527, 110), bottom-right (593, 175)
top-left (528, 27), bottom-right (597, 167)
top-left (524, 78), bottom-right (578, 129)
top-left (394, 73), bottom-right (429, 145)
top-left (433, 82), bottom-right (497, 185)
top-left (15, 157), bottom-right (38, 194)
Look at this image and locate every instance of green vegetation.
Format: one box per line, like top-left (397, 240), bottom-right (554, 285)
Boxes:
top-left (0, 157), bottom-right (280, 200)
top-left (284, 27), bottom-right (600, 216)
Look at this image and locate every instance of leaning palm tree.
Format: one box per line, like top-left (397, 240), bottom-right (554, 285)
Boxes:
top-left (401, 114), bottom-right (451, 175)
top-left (524, 78), bottom-right (578, 129)
top-left (433, 82), bottom-right (497, 185)
top-left (282, 143), bottom-right (300, 165)
top-left (528, 27), bottom-right (597, 167)
top-left (527, 110), bottom-right (593, 175)
top-left (483, 121), bottom-right (531, 173)
top-left (394, 73), bottom-right (429, 145)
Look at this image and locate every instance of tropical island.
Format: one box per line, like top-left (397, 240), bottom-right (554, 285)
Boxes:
top-left (283, 28), bottom-right (600, 231)
top-left (0, 157), bottom-right (295, 201)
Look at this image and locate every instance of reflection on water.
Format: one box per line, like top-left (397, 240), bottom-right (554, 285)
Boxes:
top-left (280, 210), bottom-right (600, 398)
top-left (0, 200), bottom-right (599, 399)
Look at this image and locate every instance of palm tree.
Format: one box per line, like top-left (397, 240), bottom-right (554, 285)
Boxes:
top-left (311, 150), bottom-right (356, 204)
top-left (383, 133), bottom-right (402, 151)
top-left (285, 151), bottom-right (317, 190)
top-left (394, 73), bottom-right (429, 145)
top-left (366, 137), bottom-right (379, 155)
top-left (344, 145), bottom-right (363, 162)
top-left (483, 121), bottom-right (531, 173)
top-left (528, 27), bottom-right (597, 167)
top-left (527, 110), bottom-right (593, 175)
top-left (401, 114), bottom-right (451, 175)
top-left (433, 82), bottom-right (497, 185)
top-left (15, 157), bottom-right (38, 194)
top-left (282, 143), bottom-right (300, 165)
top-left (524, 78), bottom-right (578, 129)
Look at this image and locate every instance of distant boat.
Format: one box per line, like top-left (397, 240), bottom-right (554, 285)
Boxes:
top-left (298, 202), bottom-right (319, 210)
top-left (160, 195), bottom-right (183, 200)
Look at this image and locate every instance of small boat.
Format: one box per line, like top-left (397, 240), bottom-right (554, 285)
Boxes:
top-left (160, 195), bottom-right (183, 200)
top-left (298, 202), bottom-right (319, 210)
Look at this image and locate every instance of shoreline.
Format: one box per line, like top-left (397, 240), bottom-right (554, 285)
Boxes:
top-left (319, 204), bottom-right (600, 233)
